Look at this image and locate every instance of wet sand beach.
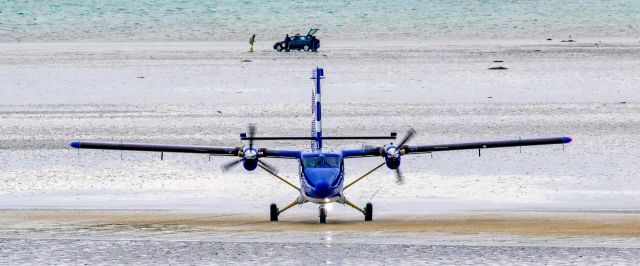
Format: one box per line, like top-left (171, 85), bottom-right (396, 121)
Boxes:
top-left (3, 209), bottom-right (640, 265)
top-left (1, 41), bottom-right (639, 264)
top-left (3, 1), bottom-right (640, 263)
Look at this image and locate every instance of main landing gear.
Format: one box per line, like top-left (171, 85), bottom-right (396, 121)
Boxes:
top-left (270, 198), bottom-right (300, 222)
top-left (364, 202), bottom-right (373, 221)
top-left (271, 201), bottom-right (373, 224)
top-left (270, 203), bottom-right (279, 221)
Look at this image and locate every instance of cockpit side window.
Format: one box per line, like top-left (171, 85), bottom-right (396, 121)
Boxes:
top-left (323, 156), bottom-right (340, 167)
top-left (303, 156), bottom-right (321, 168)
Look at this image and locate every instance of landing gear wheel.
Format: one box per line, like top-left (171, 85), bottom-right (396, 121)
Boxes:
top-left (319, 206), bottom-right (327, 224)
top-left (364, 202), bottom-right (373, 221)
top-left (303, 45), bottom-right (310, 51)
top-left (270, 203), bottom-right (279, 221)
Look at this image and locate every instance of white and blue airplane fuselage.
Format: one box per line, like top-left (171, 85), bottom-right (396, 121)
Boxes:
top-left (299, 151), bottom-right (345, 204)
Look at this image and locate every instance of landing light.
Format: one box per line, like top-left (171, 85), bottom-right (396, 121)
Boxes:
top-left (325, 203), bottom-right (333, 211)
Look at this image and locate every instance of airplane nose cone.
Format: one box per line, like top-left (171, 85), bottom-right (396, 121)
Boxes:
top-left (303, 167), bottom-right (341, 199)
top-left (314, 181), bottom-right (331, 197)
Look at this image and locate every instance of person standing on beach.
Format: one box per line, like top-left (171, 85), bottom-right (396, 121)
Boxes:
top-left (249, 34), bottom-right (255, 52)
top-left (284, 34), bottom-right (291, 52)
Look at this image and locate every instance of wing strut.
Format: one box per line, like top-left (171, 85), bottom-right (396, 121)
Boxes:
top-left (344, 162), bottom-right (386, 190)
top-left (278, 199), bottom-right (300, 215)
top-left (344, 199), bottom-right (365, 214)
top-left (257, 163), bottom-right (300, 191)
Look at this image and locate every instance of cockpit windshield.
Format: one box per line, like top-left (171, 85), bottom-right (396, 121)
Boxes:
top-left (302, 154), bottom-right (341, 168)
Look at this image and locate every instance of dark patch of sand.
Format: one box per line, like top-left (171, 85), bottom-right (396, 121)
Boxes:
top-left (2, 209), bottom-right (640, 237)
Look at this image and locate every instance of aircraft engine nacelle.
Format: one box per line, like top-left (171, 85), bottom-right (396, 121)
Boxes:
top-left (241, 147), bottom-right (259, 171)
top-left (383, 144), bottom-right (401, 169)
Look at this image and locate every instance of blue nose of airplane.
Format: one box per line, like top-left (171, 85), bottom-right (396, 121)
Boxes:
top-left (303, 167), bottom-right (341, 199)
top-left (313, 181), bottom-right (331, 198)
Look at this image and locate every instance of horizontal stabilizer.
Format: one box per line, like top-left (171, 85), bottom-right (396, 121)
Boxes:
top-left (241, 133), bottom-right (397, 141)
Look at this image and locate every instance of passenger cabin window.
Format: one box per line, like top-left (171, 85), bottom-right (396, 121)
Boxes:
top-left (302, 155), bottom-right (341, 168)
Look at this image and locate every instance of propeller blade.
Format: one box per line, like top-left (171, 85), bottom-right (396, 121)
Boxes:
top-left (248, 124), bottom-right (256, 149)
top-left (396, 128), bottom-right (416, 148)
top-left (395, 168), bottom-right (405, 185)
top-left (258, 159), bottom-right (279, 174)
top-left (221, 159), bottom-right (243, 171)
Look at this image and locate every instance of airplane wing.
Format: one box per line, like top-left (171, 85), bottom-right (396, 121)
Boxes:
top-left (342, 136), bottom-right (572, 158)
top-left (69, 141), bottom-right (301, 159)
top-left (403, 136), bottom-right (571, 154)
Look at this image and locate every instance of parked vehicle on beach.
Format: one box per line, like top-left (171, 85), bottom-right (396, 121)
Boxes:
top-left (274, 28), bottom-right (320, 52)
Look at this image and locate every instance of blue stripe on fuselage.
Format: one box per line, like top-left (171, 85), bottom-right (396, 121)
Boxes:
top-left (316, 102), bottom-right (321, 121)
top-left (316, 131), bottom-right (322, 149)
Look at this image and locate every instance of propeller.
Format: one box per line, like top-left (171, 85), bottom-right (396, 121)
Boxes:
top-left (396, 127), bottom-right (416, 149)
top-left (221, 158), bottom-right (243, 171)
top-left (386, 128), bottom-right (416, 184)
top-left (395, 168), bottom-right (404, 185)
top-left (247, 124), bottom-right (256, 149)
top-left (258, 159), bottom-right (279, 174)
top-left (220, 124), bottom-right (279, 174)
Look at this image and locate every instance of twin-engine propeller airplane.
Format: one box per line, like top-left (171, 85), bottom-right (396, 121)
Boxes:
top-left (70, 67), bottom-right (572, 224)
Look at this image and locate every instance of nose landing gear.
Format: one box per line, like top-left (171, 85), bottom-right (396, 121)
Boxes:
top-left (319, 205), bottom-right (328, 224)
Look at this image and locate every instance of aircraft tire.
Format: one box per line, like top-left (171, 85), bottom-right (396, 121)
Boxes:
top-left (319, 206), bottom-right (327, 224)
top-left (364, 202), bottom-right (373, 221)
top-left (270, 203), bottom-right (279, 221)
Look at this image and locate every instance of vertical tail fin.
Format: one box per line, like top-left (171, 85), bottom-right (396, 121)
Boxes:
top-left (310, 67), bottom-right (324, 150)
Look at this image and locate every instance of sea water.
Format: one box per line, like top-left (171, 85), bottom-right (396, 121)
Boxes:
top-left (1, 0), bottom-right (639, 42)
top-left (2, 238), bottom-right (639, 265)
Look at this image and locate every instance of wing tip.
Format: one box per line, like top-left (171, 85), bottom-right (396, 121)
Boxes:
top-left (562, 136), bottom-right (572, 143)
top-left (69, 140), bottom-right (81, 148)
